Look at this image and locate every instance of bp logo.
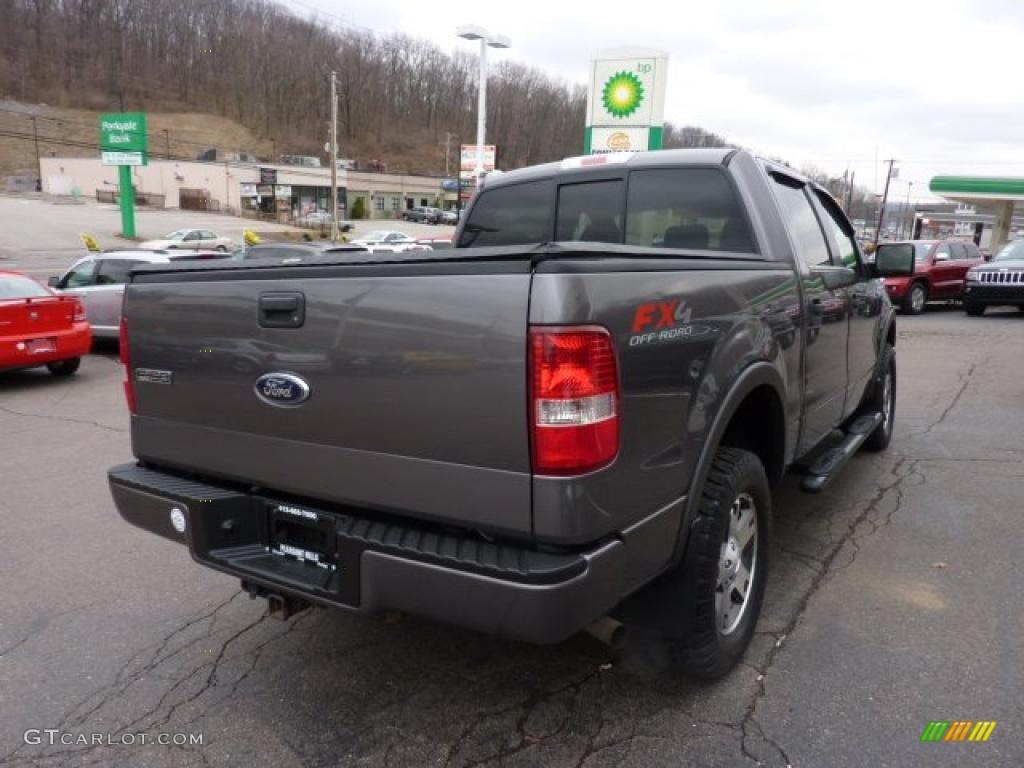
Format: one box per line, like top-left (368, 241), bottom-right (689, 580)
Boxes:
top-left (602, 71), bottom-right (645, 118)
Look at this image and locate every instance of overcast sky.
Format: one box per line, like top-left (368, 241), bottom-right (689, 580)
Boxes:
top-left (283, 0), bottom-right (1024, 202)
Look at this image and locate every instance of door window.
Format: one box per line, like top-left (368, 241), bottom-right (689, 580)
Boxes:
top-left (813, 190), bottom-right (860, 268)
top-left (949, 242), bottom-right (967, 260)
top-left (934, 243), bottom-right (952, 261)
top-left (61, 260), bottom-right (98, 288)
top-left (770, 175), bottom-right (832, 268)
top-left (95, 259), bottom-right (141, 286)
top-left (556, 180), bottom-right (624, 243)
top-left (201, 231), bottom-right (217, 240)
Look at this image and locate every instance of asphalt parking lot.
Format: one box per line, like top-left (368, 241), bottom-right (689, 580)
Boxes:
top-left (2, 306), bottom-right (1023, 768)
top-left (0, 195), bottom-right (452, 281)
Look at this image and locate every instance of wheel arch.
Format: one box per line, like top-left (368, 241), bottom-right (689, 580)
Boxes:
top-left (672, 362), bottom-right (788, 566)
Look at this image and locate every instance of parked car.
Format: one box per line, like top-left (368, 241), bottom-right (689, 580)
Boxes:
top-left (238, 243), bottom-right (367, 261)
top-left (348, 230), bottom-right (426, 252)
top-left (440, 209), bottom-right (459, 225)
top-left (881, 239), bottom-right (984, 314)
top-left (963, 239), bottom-right (1024, 315)
top-left (48, 249), bottom-right (229, 338)
top-left (403, 206), bottom-right (442, 224)
top-left (415, 236), bottom-right (453, 251)
top-left (0, 271), bottom-right (91, 375)
top-left (109, 148), bottom-right (915, 679)
top-left (297, 211), bottom-right (354, 232)
top-left (138, 229), bottom-right (234, 251)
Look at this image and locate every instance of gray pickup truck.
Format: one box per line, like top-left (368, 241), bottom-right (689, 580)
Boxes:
top-left (108, 149), bottom-right (915, 678)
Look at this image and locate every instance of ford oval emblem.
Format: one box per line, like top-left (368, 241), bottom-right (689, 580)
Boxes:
top-left (254, 373), bottom-right (311, 407)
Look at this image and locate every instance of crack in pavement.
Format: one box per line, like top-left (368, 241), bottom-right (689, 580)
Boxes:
top-left (0, 403), bottom-right (127, 433)
top-left (736, 353), bottom-right (986, 766)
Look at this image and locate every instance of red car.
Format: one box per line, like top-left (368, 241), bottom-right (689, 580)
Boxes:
top-left (0, 271), bottom-right (92, 376)
top-left (882, 239), bottom-right (985, 314)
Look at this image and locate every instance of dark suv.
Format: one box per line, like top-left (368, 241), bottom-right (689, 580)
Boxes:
top-left (403, 206), bottom-right (441, 224)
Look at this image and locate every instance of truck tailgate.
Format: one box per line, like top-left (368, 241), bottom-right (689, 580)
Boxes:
top-left (124, 260), bottom-right (532, 536)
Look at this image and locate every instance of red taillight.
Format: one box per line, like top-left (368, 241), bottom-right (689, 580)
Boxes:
top-left (529, 326), bottom-right (620, 475)
top-left (71, 299), bottom-right (87, 323)
top-left (120, 316), bottom-right (136, 414)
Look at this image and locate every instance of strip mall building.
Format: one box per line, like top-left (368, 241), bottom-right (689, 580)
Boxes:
top-left (38, 157), bottom-right (458, 221)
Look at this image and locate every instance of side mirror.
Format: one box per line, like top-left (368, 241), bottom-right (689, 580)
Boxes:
top-left (873, 243), bottom-right (915, 277)
top-left (47, 276), bottom-right (61, 288)
top-left (983, 252), bottom-right (993, 262)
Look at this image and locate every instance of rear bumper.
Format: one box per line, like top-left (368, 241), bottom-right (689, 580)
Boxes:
top-left (108, 463), bottom-right (672, 644)
top-left (0, 322), bottom-right (92, 370)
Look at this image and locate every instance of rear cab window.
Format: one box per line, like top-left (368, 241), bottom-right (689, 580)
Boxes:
top-left (459, 167), bottom-right (757, 254)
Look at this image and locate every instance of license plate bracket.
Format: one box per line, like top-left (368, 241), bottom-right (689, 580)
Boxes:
top-left (267, 503), bottom-right (338, 573)
top-left (26, 337), bottom-right (56, 354)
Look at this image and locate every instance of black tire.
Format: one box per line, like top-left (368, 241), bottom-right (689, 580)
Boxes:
top-left (216, 245), bottom-right (228, 252)
top-left (901, 282), bottom-right (927, 315)
top-left (47, 357), bottom-right (81, 377)
top-left (669, 448), bottom-right (771, 680)
top-left (964, 300), bottom-right (985, 317)
top-left (862, 344), bottom-right (896, 452)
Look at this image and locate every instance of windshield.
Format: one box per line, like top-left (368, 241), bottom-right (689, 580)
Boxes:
top-left (163, 230), bottom-right (187, 240)
top-left (995, 240), bottom-right (1024, 261)
top-left (0, 275), bottom-right (51, 299)
top-left (913, 242), bottom-right (935, 261)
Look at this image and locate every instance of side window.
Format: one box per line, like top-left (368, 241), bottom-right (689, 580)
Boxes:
top-left (459, 180), bottom-right (553, 248)
top-left (625, 169), bottom-right (756, 252)
top-left (935, 243), bottom-right (952, 261)
top-left (202, 231), bottom-right (217, 240)
top-left (813, 190), bottom-right (860, 268)
top-left (965, 243), bottom-right (982, 260)
top-left (62, 260), bottom-right (98, 288)
top-left (949, 242), bottom-right (967, 260)
top-left (95, 259), bottom-right (139, 286)
top-left (556, 180), bottom-right (624, 243)
top-left (184, 231), bottom-right (200, 241)
top-left (770, 175), bottom-right (833, 268)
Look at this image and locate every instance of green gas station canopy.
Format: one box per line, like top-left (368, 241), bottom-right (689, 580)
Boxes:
top-left (930, 176), bottom-right (1024, 200)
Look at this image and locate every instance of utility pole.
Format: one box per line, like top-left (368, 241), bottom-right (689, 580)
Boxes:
top-left (442, 131), bottom-right (455, 177)
top-left (905, 182), bottom-right (913, 239)
top-left (845, 170), bottom-right (855, 219)
top-left (874, 159), bottom-right (896, 248)
top-left (31, 116), bottom-right (41, 188)
top-left (329, 70), bottom-right (339, 242)
top-left (271, 138), bottom-right (277, 163)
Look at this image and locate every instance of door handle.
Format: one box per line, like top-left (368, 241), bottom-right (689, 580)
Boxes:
top-left (258, 292), bottom-right (305, 328)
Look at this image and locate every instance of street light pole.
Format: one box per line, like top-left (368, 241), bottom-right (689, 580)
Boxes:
top-left (330, 70), bottom-right (339, 241)
top-left (31, 116), bottom-right (41, 187)
top-left (457, 25), bottom-right (510, 188)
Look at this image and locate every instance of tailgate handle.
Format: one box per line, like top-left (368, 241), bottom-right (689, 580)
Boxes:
top-left (258, 292), bottom-right (305, 328)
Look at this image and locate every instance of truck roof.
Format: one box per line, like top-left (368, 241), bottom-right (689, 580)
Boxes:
top-left (484, 148), bottom-right (740, 189)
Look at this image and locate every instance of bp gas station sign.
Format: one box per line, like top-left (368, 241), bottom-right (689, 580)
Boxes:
top-left (584, 49), bottom-right (668, 154)
top-left (99, 113), bottom-right (148, 237)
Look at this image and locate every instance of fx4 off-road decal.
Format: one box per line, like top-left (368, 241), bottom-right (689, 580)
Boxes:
top-left (629, 299), bottom-right (713, 347)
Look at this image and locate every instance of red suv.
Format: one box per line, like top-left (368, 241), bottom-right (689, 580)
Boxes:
top-left (883, 239), bottom-right (985, 314)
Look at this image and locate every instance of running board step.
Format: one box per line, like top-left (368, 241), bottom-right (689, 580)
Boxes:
top-left (800, 412), bottom-right (884, 493)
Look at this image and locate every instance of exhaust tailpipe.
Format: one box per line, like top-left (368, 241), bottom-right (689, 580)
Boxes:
top-left (585, 616), bottom-right (627, 650)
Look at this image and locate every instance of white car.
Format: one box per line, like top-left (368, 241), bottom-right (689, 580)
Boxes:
top-left (298, 211), bottom-right (354, 231)
top-left (138, 229), bottom-right (233, 251)
top-left (349, 230), bottom-right (428, 253)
